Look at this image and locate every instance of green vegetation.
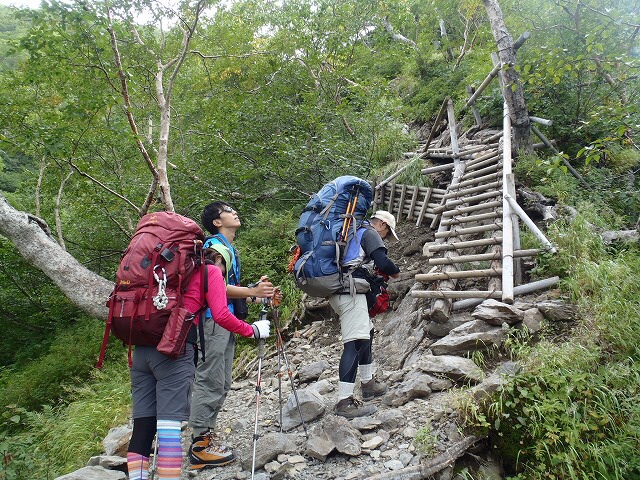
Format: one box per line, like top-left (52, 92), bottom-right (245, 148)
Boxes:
top-left (477, 124), bottom-right (640, 477)
top-left (0, 0), bottom-right (638, 478)
top-left (486, 217), bottom-right (640, 479)
top-left (414, 423), bottom-right (438, 455)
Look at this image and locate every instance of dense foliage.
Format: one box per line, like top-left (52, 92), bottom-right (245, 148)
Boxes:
top-left (0, 0), bottom-right (638, 478)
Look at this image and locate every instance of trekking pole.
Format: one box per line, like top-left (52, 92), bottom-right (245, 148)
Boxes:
top-left (270, 289), bottom-right (309, 438)
top-left (339, 196), bottom-right (355, 242)
top-left (148, 433), bottom-right (158, 480)
top-left (340, 186), bottom-right (361, 243)
top-left (251, 304), bottom-right (268, 480)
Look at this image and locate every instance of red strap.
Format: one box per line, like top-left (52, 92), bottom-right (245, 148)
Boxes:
top-left (96, 294), bottom-right (116, 369)
top-left (127, 314), bottom-right (134, 367)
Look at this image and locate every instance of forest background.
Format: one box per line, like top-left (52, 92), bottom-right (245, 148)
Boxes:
top-left (0, 0), bottom-right (639, 478)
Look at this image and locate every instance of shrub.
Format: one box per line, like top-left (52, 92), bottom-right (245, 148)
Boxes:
top-left (482, 215), bottom-right (640, 478)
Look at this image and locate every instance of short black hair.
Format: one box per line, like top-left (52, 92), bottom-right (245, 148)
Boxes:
top-left (201, 201), bottom-right (231, 235)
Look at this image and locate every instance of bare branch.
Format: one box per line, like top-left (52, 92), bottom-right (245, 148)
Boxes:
top-left (190, 50), bottom-right (272, 60)
top-left (55, 170), bottom-right (73, 250)
top-left (35, 156), bottom-right (46, 217)
top-left (67, 159), bottom-right (141, 214)
top-left (382, 16), bottom-right (416, 47)
top-left (106, 6), bottom-right (157, 215)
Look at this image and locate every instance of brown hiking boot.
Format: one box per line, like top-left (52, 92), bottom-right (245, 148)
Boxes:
top-left (188, 432), bottom-right (235, 470)
top-left (335, 396), bottom-right (377, 419)
top-left (190, 430), bottom-right (213, 450)
top-left (361, 377), bottom-right (388, 400)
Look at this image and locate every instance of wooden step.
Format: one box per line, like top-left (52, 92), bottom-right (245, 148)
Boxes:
top-left (441, 211), bottom-right (502, 226)
top-left (441, 200), bottom-right (502, 217)
top-left (435, 223), bottom-right (502, 239)
top-left (416, 268), bottom-right (502, 281)
top-left (433, 190), bottom-right (502, 214)
top-left (427, 237), bottom-right (503, 253)
top-left (443, 180), bottom-right (502, 199)
top-left (412, 290), bottom-right (502, 299)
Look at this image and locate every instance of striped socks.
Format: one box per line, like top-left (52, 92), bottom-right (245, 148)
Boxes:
top-left (126, 452), bottom-right (149, 480)
top-left (156, 419), bottom-right (183, 479)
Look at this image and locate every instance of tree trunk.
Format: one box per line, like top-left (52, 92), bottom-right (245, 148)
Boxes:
top-left (0, 193), bottom-right (113, 320)
top-left (482, 0), bottom-right (532, 153)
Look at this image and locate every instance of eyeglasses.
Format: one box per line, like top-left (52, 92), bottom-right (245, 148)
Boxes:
top-left (220, 206), bottom-right (235, 214)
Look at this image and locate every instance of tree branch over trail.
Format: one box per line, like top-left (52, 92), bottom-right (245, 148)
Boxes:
top-left (106, 7), bottom-right (158, 214)
top-left (0, 193), bottom-right (112, 320)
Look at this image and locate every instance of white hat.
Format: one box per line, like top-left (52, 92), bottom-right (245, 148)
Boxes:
top-left (371, 210), bottom-right (399, 240)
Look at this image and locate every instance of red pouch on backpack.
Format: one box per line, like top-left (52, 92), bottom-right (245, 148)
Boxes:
top-left (156, 307), bottom-right (196, 359)
top-left (367, 286), bottom-right (390, 318)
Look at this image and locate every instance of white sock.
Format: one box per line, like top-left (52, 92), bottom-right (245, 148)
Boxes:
top-left (359, 363), bottom-right (374, 383)
top-left (338, 381), bottom-right (355, 400)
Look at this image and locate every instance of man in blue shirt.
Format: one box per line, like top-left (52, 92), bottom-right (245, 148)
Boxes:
top-left (188, 201), bottom-right (275, 470)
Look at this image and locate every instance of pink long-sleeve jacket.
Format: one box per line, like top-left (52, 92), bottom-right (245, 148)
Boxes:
top-left (182, 265), bottom-right (254, 338)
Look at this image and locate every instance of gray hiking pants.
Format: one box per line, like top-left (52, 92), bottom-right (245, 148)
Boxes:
top-left (188, 318), bottom-right (235, 434)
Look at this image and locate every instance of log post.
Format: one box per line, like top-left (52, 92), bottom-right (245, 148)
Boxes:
top-left (466, 85), bottom-right (483, 126)
top-left (501, 97), bottom-right (514, 304)
top-left (430, 99), bottom-right (465, 322)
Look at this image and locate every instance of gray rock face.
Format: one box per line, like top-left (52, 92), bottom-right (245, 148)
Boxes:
top-left (297, 359), bottom-right (331, 383)
top-left (535, 299), bottom-right (577, 322)
top-left (102, 425), bottom-right (131, 457)
top-left (472, 299), bottom-right (525, 325)
top-left (324, 415), bottom-right (362, 456)
top-left (280, 387), bottom-right (326, 431)
top-left (470, 361), bottom-right (521, 406)
top-left (376, 283), bottom-right (430, 370)
top-left (521, 307), bottom-right (545, 333)
top-left (415, 355), bottom-right (484, 384)
top-left (428, 313), bottom-right (475, 337)
top-left (86, 455), bottom-right (127, 470)
top-left (430, 320), bottom-right (505, 355)
top-left (383, 370), bottom-right (436, 406)
top-left (239, 432), bottom-right (297, 471)
top-left (305, 428), bottom-right (335, 461)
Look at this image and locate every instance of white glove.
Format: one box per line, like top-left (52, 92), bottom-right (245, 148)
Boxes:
top-left (251, 319), bottom-right (270, 339)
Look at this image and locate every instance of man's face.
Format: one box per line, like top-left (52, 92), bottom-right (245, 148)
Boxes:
top-left (370, 218), bottom-right (389, 239)
top-left (213, 205), bottom-right (241, 229)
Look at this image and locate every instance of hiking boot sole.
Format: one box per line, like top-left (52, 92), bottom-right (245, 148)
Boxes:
top-left (188, 457), bottom-right (236, 470)
top-left (362, 390), bottom-right (387, 401)
top-left (335, 406), bottom-right (377, 419)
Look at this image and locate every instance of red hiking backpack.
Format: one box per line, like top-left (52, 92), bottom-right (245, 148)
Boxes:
top-left (96, 211), bottom-right (205, 368)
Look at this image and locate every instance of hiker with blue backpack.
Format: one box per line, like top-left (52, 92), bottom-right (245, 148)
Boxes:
top-left (188, 201), bottom-right (279, 471)
top-left (291, 176), bottom-right (400, 419)
top-left (330, 209), bottom-right (400, 418)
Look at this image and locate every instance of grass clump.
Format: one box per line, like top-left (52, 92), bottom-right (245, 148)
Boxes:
top-left (0, 315), bottom-right (132, 479)
top-left (1, 359), bottom-right (130, 479)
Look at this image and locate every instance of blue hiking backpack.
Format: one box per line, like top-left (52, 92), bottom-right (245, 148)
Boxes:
top-left (293, 176), bottom-right (373, 298)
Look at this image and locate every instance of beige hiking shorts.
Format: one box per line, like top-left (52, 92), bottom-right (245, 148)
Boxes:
top-left (328, 293), bottom-right (373, 343)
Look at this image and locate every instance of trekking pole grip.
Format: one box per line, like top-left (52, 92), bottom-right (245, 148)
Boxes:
top-left (258, 338), bottom-right (265, 358)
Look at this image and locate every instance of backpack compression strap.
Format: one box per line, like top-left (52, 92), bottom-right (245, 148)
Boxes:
top-left (96, 294), bottom-right (117, 369)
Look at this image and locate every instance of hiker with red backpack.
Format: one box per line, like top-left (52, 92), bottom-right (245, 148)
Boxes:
top-left (187, 201), bottom-right (279, 471)
top-left (126, 253), bottom-right (270, 480)
top-left (98, 211), bottom-right (270, 480)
